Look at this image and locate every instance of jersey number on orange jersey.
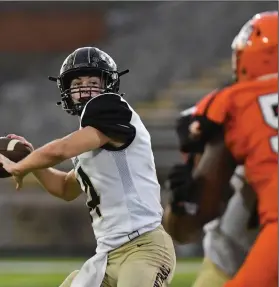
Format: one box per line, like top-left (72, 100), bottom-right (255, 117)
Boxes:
top-left (258, 93), bottom-right (278, 153)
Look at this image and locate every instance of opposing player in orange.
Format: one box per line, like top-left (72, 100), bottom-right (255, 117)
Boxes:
top-left (194, 11), bottom-right (278, 287)
top-left (165, 11), bottom-right (278, 287)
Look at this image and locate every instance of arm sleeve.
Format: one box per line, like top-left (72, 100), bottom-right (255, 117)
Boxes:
top-left (80, 93), bottom-right (136, 145)
top-left (176, 108), bottom-right (205, 153)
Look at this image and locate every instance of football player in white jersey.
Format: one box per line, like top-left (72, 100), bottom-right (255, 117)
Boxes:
top-left (0, 47), bottom-right (176, 287)
top-left (163, 106), bottom-right (258, 287)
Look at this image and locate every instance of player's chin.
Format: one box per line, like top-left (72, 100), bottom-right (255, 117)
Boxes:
top-left (90, 91), bottom-right (101, 97)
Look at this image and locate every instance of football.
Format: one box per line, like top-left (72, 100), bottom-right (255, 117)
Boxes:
top-left (0, 137), bottom-right (32, 178)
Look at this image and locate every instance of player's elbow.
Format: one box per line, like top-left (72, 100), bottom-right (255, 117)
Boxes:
top-left (61, 173), bottom-right (82, 202)
top-left (61, 187), bottom-right (81, 202)
top-left (61, 193), bottom-right (77, 202)
top-left (167, 226), bottom-right (192, 244)
top-left (52, 186), bottom-right (79, 202)
top-left (169, 221), bottom-right (202, 245)
top-left (163, 205), bottom-right (202, 244)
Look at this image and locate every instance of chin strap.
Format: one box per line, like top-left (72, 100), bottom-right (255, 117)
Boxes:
top-left (48, 76), bottom-right (57, 82)
top-left (118, 69), bottom-right (129, 77)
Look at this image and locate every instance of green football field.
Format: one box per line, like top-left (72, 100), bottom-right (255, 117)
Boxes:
top-left (0, 258), bottom-right (202, 287)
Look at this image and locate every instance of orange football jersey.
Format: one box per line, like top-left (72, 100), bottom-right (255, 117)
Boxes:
top-left (194, 76), bottom-right (278, 225)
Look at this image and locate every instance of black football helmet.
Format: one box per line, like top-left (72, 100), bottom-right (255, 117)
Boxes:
top-left (49, 47), bottom-right (129, 115)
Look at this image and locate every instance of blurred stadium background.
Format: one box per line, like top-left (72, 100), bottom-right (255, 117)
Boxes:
top-left (0, 1), bottom-right (277, 286)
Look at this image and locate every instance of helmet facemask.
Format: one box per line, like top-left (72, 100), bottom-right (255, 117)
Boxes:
top-left (57, 68), bottom-right (119, 116)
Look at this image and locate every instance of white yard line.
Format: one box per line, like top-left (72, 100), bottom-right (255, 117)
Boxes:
top-left (0, 261), bottom-right (83, 274)
top-left (0, 260), bottom-right (201, 274)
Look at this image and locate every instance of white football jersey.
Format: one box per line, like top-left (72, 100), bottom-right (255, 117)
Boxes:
top-left (203, 166), bottom-right (258, 276)
top-left (71, 93), bottom-right (162, 250)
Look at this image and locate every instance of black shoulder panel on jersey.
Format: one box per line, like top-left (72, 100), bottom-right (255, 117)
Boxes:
top-left (81, 93), bottom-right (136, 148)
top-left (176, 114), bottom-right (205, 153)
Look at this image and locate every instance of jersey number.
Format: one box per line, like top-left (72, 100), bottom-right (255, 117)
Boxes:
top-left (258, 93), bottom-right (278, 153)
top-left (77, 167), bottom-right (102, 220)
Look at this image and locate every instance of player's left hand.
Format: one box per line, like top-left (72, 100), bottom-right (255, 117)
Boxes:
top-left (0, 154), bottom-right (26, 190)
top-left (168, 154), bottom-right (195, 191)
top-left (167, 154), bottom-right (199, 215)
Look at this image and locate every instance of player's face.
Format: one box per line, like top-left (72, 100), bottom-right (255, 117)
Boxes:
top-left (70, 76), bottom-right (104, 103)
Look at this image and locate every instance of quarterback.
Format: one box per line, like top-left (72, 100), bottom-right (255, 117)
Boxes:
top-left (1, 47), bottom-right (176, 287)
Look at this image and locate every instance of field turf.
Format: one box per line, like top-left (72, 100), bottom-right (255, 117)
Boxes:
top-left (0, 258), bottom-right (202, 287)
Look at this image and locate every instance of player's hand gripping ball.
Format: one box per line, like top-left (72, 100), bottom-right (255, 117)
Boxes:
top-left (0, 135), bottom-right (33, 178)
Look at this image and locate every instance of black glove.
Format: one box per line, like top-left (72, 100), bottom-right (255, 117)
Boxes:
top-left (168, 164), bottom-right (192, 192)
top-left (168, 153), bottom-right (195, 190)
top-left (167, 154), bottom-right (199, 215)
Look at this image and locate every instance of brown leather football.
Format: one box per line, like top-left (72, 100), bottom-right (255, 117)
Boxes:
top-left (0, 137), bottom-right (32, 178)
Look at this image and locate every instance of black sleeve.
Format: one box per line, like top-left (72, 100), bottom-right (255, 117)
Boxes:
top-left (190, 115), bottom-right (223, 145)
top-left (176, 110), bottom-right (223, 153)
top-left (176, 113), bottom-right (205, 153)
top-left (81, 93), bottom-right (136, 148)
